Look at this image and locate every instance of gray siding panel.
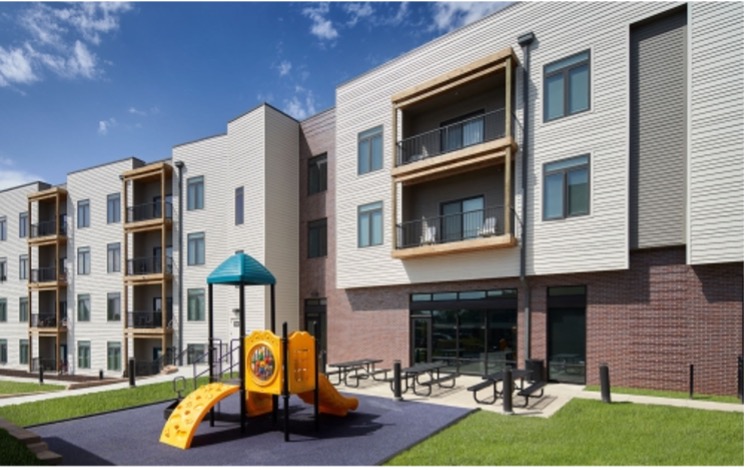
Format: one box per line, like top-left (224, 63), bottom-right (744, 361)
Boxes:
top-left (630, 8), bottom-right (688, 249)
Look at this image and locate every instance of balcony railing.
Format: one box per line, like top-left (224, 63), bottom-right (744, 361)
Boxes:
top-left (127, 256), bottom-right (173, 276)
top-left (128, 310), bottom-right (173, 329)
top-left (31, 313), bottom-right (57, 328)
top-left (397, 109), bottom-right (508, 166)
top-left (396, 205), bottom-right (509, 249)
top-left (126, 201), bottom-right (173, 223)
top-left (30, 267), bottom-right (66, 283)
top-left (30, 220), bottom-right (66, 239)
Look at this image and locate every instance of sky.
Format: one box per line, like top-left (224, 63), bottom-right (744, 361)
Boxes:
top-left (0, 1), bottom-right (511, 189)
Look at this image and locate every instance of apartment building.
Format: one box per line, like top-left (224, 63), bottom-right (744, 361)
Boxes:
top-left (0, 2), bottom-right (742, 395)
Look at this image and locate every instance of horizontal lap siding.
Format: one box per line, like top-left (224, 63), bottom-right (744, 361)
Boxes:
top-left (687, 2), bottom-right (744, 265)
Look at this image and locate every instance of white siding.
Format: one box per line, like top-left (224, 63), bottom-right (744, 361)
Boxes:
top-left (687, 2), bottom-right (744, 265)
top-left (335, 2), bottom-right (682, 289)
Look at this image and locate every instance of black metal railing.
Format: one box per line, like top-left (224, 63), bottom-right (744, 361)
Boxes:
top-left (126, 201), bottom-right (173, 223)
top-left (29, 220), bottom-right (66, 239)
top-left (30, 267), bottom-right (66, 283)
top-left (396, 205), bottom-right (508, 249)
top-left (397, 109), bottom-right (508, 166)
top-left (128, 310), bottom-right (173, 329)
top-left (126, 256), bottom-right (173, 275)
top-left (31, 313), bottom-right (57, 328)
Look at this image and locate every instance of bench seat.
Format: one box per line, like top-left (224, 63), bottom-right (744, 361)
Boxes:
top-left (517, 381), bottom-right (546, 407)
top-left (467, 379), bottom-right (501, 404)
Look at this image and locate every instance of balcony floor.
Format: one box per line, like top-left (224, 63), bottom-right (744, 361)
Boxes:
top-left (392, 233), bottom-right (517, 259)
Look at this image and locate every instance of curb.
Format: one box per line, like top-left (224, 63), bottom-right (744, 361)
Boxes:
top-left (0, 418), bottom-right (62, 465)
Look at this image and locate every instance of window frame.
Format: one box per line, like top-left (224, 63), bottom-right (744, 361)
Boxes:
top-left (77, 247), bottom-right (91, 275)
top-left (357, 126), bottom-right (384, 175)
top-left (0, 339), bottom-right (6, 364)
top-left (107, 341), bottom-right (121, 371)
top-left (19, 297), bottom-right (28, 323)
top-left (308, 153), bottom-right (328, 195)
top-left (19, 212), bottom-right (28, 238)
top-left (0, 216), bottom-right (6, 241)
top-left (187, 232), bottom-right (205, 266)
top-left (543, 50), bottom-right (591, 122)
top-left (19, 339), bottom-right (29, 365)
top-left (0, 258), bottom-right (7, 282)
top-left (187, 288), bottom-right (205, 321)
top-left (187, 176), bottom-right (205, 211)
top-left (18, 255), bottom-right (28, 280)
top-left (77, 199), bottom-right (90, 228)
top-left (77, 294), bottom-right (91, 322)
top-left (78, 341), bottom-right (91, 369)
top-left (187, 343), bottom-right (206, 364)
top-left (542, 154), bottom-right (591, 221)
top-left (307, 218), bottom-right (327, 258)
top-left (107, 292), bottom-right (121, 322)
top-left (357, 201), bottom-right (384, 248)
top-left (235, 186), bottom-right (244, 225)
top-left (107, 242), bottom-right (121, 273)
top-left (107, 193), bottom-right (121, 224)
top-left (0, 298), bottom-right (6, 322)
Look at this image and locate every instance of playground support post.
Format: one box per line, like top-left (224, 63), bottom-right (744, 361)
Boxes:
top-left (239, 284), bottom-right (247, 433)
top-left (208, 283), bottom-right (215, 427)
top-left (314, 321), bottom-right (320, 431)
top-left (282, 322), bottom-right (290, 442)
top-left (271, 284), bottom-right (278, 424)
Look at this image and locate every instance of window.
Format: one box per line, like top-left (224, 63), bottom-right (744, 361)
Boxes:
top-left (187, 233), bottom-right (205, 266)
top-left (543, 155), bottom-right (591, 220)
top-left (441, 196), bottom-right (484, 242)
top-left (440, 110), bottom-right (485, 153)
top-left (19, 297), bottom-right (28, 323)
top-left (357, 126), bottom-right (383, 174)
top-left (19, 212), bottom-right (28, 238)
top-left (187, 176), bottom-right (204, 210)
top-left (107, 342), bottom-right (121, 371)
top-left (308, 153), bottom-right (328, 195)
top-left (19, 255), bottom-right (28, 280)
top-left (187, 289), bottom-right (205, 321)
top-left (107, 243), bottom-right (121, 273)
top-left (187, 344), bottom-right (206, 364)
top-left (235, 187), bottom-right (244, 225)
top-left (0, 339), bottom-right (6, 364)
top-left (78, 341), bottom-right (91, 369)
top-left (0, 298), bottom-right (6, 322)
top-left (0, 258), bottom-right (6, 282)
top-left (0, 216), bottom-right (6, 240)
top-left (77, 294), bottom-right (90, 322)
top-left (308, 218), bottom-right (327, 258)
top-left (77, 247), bottom-right (91, 275)
top-left (107, 292), bottom-right (121, 322)
top-left (107, 193), bottom-right (121, 224)
top-left (19, 339), bottom-right (29, 365)
top-left (357, 201), bottom-right (383, 248)
top-left (544, 50), bottom-right (591, 122)
top-left (77, 200), bottom-right (90, 228)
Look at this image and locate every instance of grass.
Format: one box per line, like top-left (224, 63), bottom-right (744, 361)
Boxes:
top-left (385, 399), bottom-right (743, 466)
top-left (0, 429), bottom-right (44, 465)
top-left (585, 385), bottom-right (743, 404)
top-left (0, 377), bottom-right (209, 428)
top-left (0, 380), bottom-right (66, 395)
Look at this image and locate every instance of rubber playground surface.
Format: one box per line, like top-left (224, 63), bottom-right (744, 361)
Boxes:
top-left (30, 392), bottom-right (471, 465)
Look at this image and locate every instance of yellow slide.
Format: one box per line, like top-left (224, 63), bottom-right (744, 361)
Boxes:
top-left (297, 373), bottom-right (359, 417)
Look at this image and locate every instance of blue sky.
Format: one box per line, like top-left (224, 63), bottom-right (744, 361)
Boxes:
top-left (0, 2), bottom-right (509, 189)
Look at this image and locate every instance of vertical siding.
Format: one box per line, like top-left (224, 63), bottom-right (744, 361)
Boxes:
top-left (687, 2), bottom-right (744, 264)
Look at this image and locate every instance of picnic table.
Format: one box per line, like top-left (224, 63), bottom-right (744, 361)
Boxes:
top-left (327, 358), bottom-right (385, 388)
top-left (467, 368), bottom-right (532, 405)
top-left (393, 361), bottom-right (459, 397)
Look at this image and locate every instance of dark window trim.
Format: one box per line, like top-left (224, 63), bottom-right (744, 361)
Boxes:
top-left (308, 153), bottom-right (328, 195)
top-left (543, 49), bottom-right (591, 122)
top-left (542, 154), bottom-right (591, 221)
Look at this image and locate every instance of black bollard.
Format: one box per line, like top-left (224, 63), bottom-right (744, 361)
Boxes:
top-left (39, 365), bottom-right (44, 385)
top-left (393, 360), bottom-right (402, 401)
top-left (689, 364), bottom-right (694, 399)
top-left (99, 369), bottom-right (104, 380)
top-left (599, 363), bottom-right (611, 403)
top-left (128, 358), bottom-right (136, 387)
top-left (502, 367), bottom-right (513, 414)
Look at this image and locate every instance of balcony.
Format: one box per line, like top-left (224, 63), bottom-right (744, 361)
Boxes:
top-left (394, 205), bottom-right (516, 259)
top-left (30, 313), bottom-right (67, 330)
top-left (125, 256), bottom-right (173, 284)
top-left (29, 267), bottom-right (67, 289)
top-left (128, 310), bottom-right (173, 330)
top-left (124, 201), bottom-right (173, 231)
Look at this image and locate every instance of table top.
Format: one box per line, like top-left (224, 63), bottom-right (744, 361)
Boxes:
top-left (485, 369), bottom-right (532, 381)
top-left (328, 358), bottom-right (383, 368)
top-left (403, 361), bottom-right (447, 374)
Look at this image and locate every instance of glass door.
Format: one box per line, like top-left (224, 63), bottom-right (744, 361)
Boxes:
top-left (410, 315), bottom-right (431, 365)
top-left (431, 309), bottom-right (458, 367)
top-left (457, 309), bottom-right (485, 375)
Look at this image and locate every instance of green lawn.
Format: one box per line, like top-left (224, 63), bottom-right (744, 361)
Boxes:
top-left (0, 429), bottom-right (44, 465)
top-left (0, 380), bottom-right (66, 395)
top-left (386, 399), bottom-right (743, 466)
top-left (585, 385), bottom-right (743, 404)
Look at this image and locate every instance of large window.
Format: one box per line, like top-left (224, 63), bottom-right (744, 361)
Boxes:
top-left (235, 187), bottom-right (244, 225)
top-left (77, 200), bottom-right (90, 228)
top-left (308, 218), bottom-right (327, 258)
top-left (19, 255), bottom-right (28, 280)
top-left (308, 153), bottom-right (328, 195)
top-left (107, 193), bottom-right (121, 224)
top-left (0, 339), bottom-right (6, 364)
top-left (107, 243), bottom-right (121, 273)
top-left (107, 342), bottom-right (121, 371)
top-left (187, 288), bottom-right (205, 321)
top-left (440, 195), bottom-right (484, 242)
top-left (77, 294), bottom-right (90, 322)
top-left (77, 247), bottom-right (91, 275)
top-left (440, 110), bottom-right (484, 153)
top-left (0, 298), bottom-right (6, 322)
top-left (107, 292), bottom-right (121, 322)
top-left (543, 155), bottom-right (590, 220)
top-left (187, 344), bottom-right (206, 364)
top-left (357, 126), bottom-right (383, 174)
top-left (0, 258), bottom-right (6, 282)
top-left (19, 212), bottom-right (27, 238)
top-left (19, 339), bottom-right (29, 365)
top-left (19, 297), bottom-right (28, 323)
top-left (544, 50), bottom-right (590, 122)
top-left (0, 216), bottom-right (6, 240)
top-left (357, 201), bottom-right (383, 248)
top-left (187, 176), bottom-right (204, 210)
top-left (78, 341), bottom-right (91, 369)
top-left (187, 232), bottom-right (205, 266)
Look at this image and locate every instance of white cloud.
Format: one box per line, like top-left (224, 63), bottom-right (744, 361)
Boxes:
top-left (128, 106), bottom-right (146, 116)
top-left (302, 3), bottom-right (338, 41)
top-left (128, 105), bottom-right (159, 116)
top-left (21, 3), bottom-right (133, 47)
top-left (432, 2), bottom-right (510, 32)
top-left (98, 117), bottom-right (117, 135)
top-left (0, 157), bottom-right (44, 190)
top-left (343, 2), bottom-right (374, 27)
top-left (0, 46), bottom-right (37, 87)
top-left (283, 87), bottom-right (317, 120)
top-left (277, 60), bottom-right (292, 77)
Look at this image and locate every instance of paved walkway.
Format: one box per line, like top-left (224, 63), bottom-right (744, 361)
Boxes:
top-left (1, 368), bottom-right (743, 416)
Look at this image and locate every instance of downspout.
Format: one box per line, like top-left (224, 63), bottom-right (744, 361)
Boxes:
top-left (517, 32), bottom-right (535, 361)
top-left (174, 160), bottom-right (185, 366)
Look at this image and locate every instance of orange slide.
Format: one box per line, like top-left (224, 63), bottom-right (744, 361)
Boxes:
top-left (298, 373), bottom-right (359, 417)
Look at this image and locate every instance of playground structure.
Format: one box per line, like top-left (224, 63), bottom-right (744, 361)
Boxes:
top-left (159, 251), bottom-right (358, 450)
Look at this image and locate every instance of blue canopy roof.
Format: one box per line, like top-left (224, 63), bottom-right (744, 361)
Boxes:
top-left (206, 251), bottom-right (276, 286)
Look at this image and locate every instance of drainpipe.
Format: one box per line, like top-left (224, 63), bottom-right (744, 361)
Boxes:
top-left (517, 32), bottom-right (535, 362)
top-left (174, 160), bottom-right (185, 366)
